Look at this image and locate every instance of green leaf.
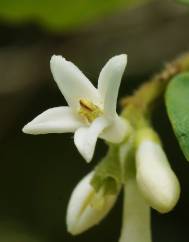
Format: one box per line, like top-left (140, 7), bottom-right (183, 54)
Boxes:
top-left (177, 0), bottom-right (189, 5)
top-left (0, 0), bottom-right (149, 31)
top-left (91, 145), bottom-right (122, 195)
top-left (165, 72), bottom-right (189, 161)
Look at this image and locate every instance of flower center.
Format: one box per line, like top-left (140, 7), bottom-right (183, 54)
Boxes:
top-left (79, 98), bottom-right (103, 123)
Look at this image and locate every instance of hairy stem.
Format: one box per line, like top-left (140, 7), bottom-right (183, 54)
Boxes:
top-left (121, 52), bottom-right (189, 127)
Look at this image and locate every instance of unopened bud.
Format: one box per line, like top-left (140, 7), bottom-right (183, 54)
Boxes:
top-left (136, 129), bottom-right (180, 213)
top-left (66, 172), bottom-right (118, 235)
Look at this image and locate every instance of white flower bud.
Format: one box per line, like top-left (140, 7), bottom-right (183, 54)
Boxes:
top-left (66, 172), bottom-right (118, 235)
top-left (136, 139), bottom-right (180, 213)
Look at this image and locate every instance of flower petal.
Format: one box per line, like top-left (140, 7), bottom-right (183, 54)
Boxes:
top-left (74, 117), bottom-right (109, 162)
top-left (98, 54), bottom-right (127, 118)
top-left (22, 106), bottom-right (83, 134)
top-left (50, 55), bottom-right (99, 110)
top-left (101, 116), bottom-right (130, 143)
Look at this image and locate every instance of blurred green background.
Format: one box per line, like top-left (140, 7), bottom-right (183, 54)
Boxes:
top-left (0, 0), bottom-right (189, 241)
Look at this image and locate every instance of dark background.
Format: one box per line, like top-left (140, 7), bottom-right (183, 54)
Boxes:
top-left (0, 0), bottom-right (189, 241)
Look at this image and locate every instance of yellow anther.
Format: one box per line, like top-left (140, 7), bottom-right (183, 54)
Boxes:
top-left (79, 98), bottom-right (103, 123)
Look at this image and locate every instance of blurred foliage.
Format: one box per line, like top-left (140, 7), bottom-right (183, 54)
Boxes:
top-left (0, 222), bottom-right (43, 242)
top-left (165, 72), bottom-right (189, 161)
top-left (178, 0), bottom-right (189, 4)
top-left (0, 0), bottom-right (149, 31)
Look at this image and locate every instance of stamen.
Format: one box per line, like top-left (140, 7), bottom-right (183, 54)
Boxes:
top-left (79, 100), bottom-right (94, 112)
top-left (79, 98), bottom-right (103, 123)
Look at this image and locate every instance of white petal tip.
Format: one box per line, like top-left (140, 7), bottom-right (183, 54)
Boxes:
top-left (67, 226), bottom-right (81, 236)
top-left (112, 54), bottom-right (127, 68)
top-left (74, 137), bottom-right (93, 163)
top-left (117, 53), bottom-right (127, 60)
top-left (85, 156), bottom-right (92, 163)
top-left (22, 125), bottom-right (26, 133)
top-left (77, 144), bottom-right (93, 163)
top-left (76, 147), bottom-right (93, 163)
top-left (22, 124), bottom-right (32, 134)
top-left (22, 123), bottom-right (38, 135)
top-left (50, 55), bottom-right (65, 68)
top-left (22, 121), bottom-right (45, 135)
top-left (50, 54), bottom-right (65, 62)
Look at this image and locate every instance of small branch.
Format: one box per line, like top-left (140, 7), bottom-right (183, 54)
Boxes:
top-left (121, 52), bottom-right (189, 116)
top-left (120, 52), bottom-right (189, 130)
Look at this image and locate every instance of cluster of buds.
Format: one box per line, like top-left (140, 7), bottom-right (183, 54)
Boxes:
top-left (66, 127), bottom-right (180, 242)
top-left (23, 54), bottom-right (181, 242)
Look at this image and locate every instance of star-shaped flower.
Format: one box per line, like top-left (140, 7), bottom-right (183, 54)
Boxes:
top-left (23, 54), bottom-right (129, 162)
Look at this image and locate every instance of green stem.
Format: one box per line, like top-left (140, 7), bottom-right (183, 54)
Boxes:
top-left (121, 52), bottom-right (189, 128)
top-left (119, 179), bottom-right (151, 242)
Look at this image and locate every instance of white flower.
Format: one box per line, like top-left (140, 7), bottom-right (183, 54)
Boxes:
top-left (66, 172), bottom-right (119, 235)
top-left (23, 54), bottom-right (130, 162)
top-left (136, 140), bottom-right (180, 213)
